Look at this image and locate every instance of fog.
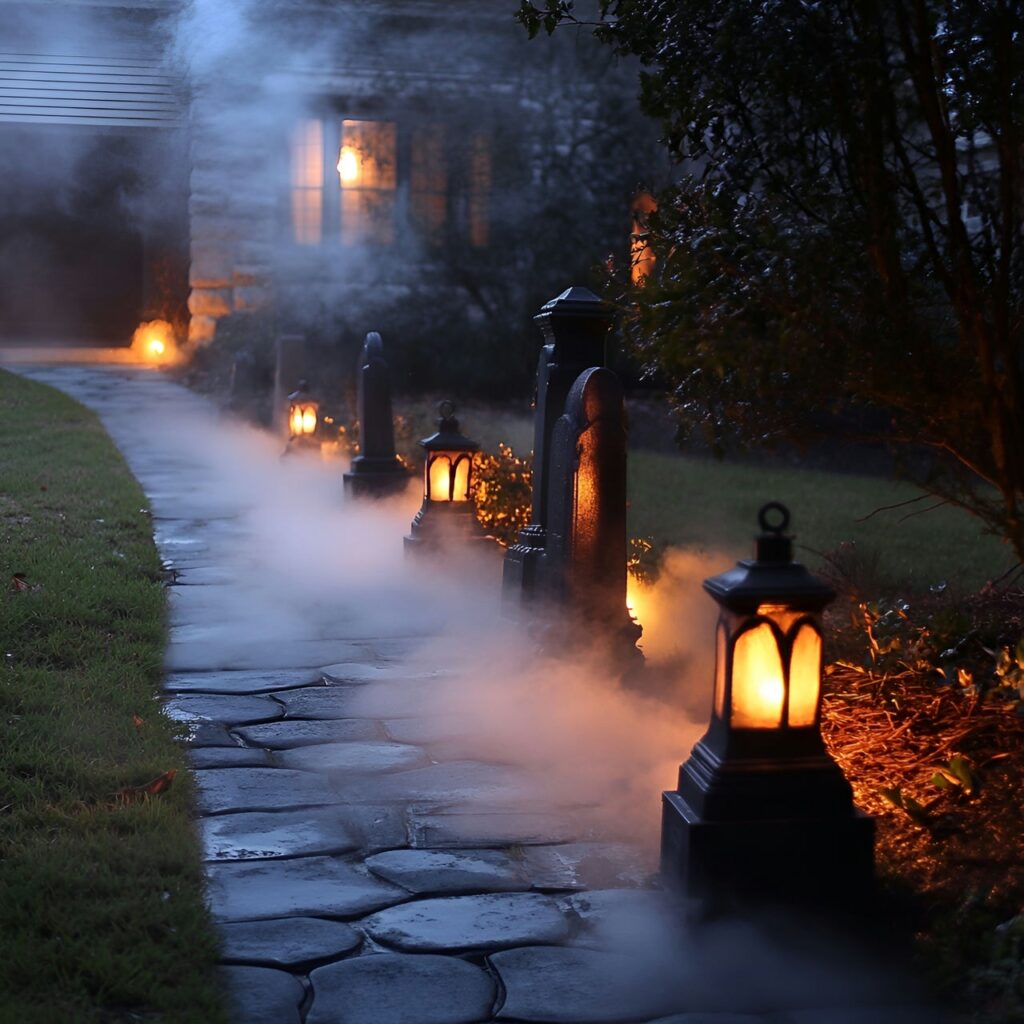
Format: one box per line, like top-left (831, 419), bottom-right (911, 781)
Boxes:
top-left (157, 399), bottom-right (713, 848)
top-left (136, 394), bottom-right (933, 1019)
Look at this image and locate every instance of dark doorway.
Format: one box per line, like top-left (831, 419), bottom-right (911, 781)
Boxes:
top-left (0, 128), bottom-right (156, 345)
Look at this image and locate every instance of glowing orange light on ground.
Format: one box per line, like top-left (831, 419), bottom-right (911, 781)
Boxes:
top-left (130, 320), bottom-right (178, 366)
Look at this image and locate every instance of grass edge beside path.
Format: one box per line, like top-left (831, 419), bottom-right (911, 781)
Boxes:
top-left (0, 369), bottom-right (227, 1024)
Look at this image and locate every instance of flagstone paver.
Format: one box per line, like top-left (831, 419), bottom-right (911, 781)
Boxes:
top-left (200, 808), bottom-right (362, 860)
top-left (164, 693), bottom-right (285, 725)
top-left (189, 746), bottom-right (274, 769)
top-left (276, 740), bottom-right (429, 774)
top-left (306, 954), bottom-right (495, 1024)
top-left (206, 856), bottom-right (409, 921)
top-left (362, 892), bottom-right (572, 952)
top-left (217, 918), bottom-right (362, 968)
top-left (194, 767), bottom-right (338, 814)
top-left (491, 946), bottom-right (683, 1023)
top-left (220, 965), bottom-right (305, 1024)
top-left (408, 808), bottom-right (584, 848)
top-left (363, 849), bottom-right (529, 895)
top-left (166, 669), bottom-right (319, 694)
top-left (8, 364), bottom-right (940, 1024)
top-left (234, 718), bottom-right (384, 748)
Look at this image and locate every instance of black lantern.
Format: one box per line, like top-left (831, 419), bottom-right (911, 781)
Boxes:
top-left (662, 502), bottom-right (874, 904)
top-left (286, 380), bottom-right (319, 450)
top-left (404, 401), bottom-right (488, 552)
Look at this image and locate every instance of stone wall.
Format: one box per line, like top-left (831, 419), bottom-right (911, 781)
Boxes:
top-left (187, 103), bottom-right (276, 345)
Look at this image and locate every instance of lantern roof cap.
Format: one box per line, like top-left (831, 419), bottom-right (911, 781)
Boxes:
top-left (534, 286), bottom-right (615, 324)
top-left (703, 502), bottom-right (835, 612)
top-left (287, 379), bottom-right (314, 402)
top-left (419, 400), bottom-right (480, 453)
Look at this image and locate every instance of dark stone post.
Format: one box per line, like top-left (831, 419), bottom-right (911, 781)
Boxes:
top-left (272, 334), bottom-right (307, 435)
top-left (343, 332), bottom-right (408, 499)
top-left (503, 287), bottom-right (614, 604)
top-left (545, 366), bottom-right (642, 664)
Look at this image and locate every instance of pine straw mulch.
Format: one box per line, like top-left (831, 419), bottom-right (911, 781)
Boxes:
top-left (818, 589), bottom-right (1024, 1021)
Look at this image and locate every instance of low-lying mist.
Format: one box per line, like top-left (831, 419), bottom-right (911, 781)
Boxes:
top-left (166, 406), bottom-right (717, 849)
top-left (148, 396), bottom-right (932, 1019)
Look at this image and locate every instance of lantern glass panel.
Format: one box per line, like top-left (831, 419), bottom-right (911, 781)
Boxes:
top-left (429, 455), bottom-right (452, 502)
top-left (731, 621), bottom-right (785, 728)
top-left (452, 456), bottom-right (470, 502)
top-left (290, 406), bottom-right (304, 436)
top-left (713, 620), bottom-right (727, 718)
top-left (788, 623), bottom-right (822, 726)
top-left (301, 405), bottom-right (317, 434)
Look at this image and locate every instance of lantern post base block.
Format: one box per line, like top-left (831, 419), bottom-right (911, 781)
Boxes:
top-left (502, 526), bottom-right (547, 609)
top-left (404, 506), bottom-right (498, 558)
top-left (343, 463), bottom-right (409, 500)
top-left (661, 790), bottom-right (874, 908)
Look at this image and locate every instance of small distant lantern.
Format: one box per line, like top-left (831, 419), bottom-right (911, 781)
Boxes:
top-left (405, 401), bottom-right (488, 552)
top-left (286, 380), bottom-right (319, 451)
top-left (661, 502), bottom-right (874, 906)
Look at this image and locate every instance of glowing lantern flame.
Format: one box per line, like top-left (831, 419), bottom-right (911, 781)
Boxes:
top-left (731, 622), bottom-right (786, 728)
top-left (337, 146), bottom-right (360, 184)
top-left (131, 319), bottom-right (177, 365)
top-left (290, 403), bottom-right (318, 437)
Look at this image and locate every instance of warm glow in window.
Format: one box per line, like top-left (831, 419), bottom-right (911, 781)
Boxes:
top-left (291, 119), bottom-right (324, 244)
top-left (339, 119), bottom-right (397, 246)
top-left (788, 623), bottom-right (822, 726)
top-left (468, 133), bottom-right (491, 249)
top-left (630, 192), bottom-right (657, 284)
top-left (411, 126), bottom-right (448, 241)
top-left (731, 622), bottom-right (785, 728)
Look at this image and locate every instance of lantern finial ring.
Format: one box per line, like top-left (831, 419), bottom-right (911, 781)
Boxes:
top-left (438, 399), bottom-right (456, 420)
top-left (758, 501), bottom-right (790, 535)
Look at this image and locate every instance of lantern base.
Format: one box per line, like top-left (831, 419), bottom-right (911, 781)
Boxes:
top-left (404, 504), bottom-right (495, 555)
top-left (283, 435), bottom-right (320, 456)
top-left (661, 789), bottom-right (874, 908)
top-left (343, 457), bottom-right (409, 500)
top-left (502, 525), bottom-right (547, 608)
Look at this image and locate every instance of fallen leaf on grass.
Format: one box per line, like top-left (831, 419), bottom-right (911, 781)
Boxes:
top-left (9, 574), bottom-right (29, 592)
top-left (132, 714), bottom-right (145, 729)
top-left (114, 769), bottom-right (177, 805)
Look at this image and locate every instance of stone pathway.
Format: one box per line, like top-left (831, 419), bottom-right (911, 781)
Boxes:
top-left (7, 364), bottom-right (947, 1024)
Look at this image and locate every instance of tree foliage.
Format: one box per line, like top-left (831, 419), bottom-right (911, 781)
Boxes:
top-left (518, 0), bottom-right (1024, 561)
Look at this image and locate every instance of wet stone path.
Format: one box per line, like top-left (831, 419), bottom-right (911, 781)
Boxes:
top-left (10, 366), bottom-right (942, 1024)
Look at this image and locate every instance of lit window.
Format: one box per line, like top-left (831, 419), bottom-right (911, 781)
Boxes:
top-left (291, 119), bottom-right (323, 245)
top-left (411, 125), bottom-right (448, 242)
top-left (630, 192), bottom-right (657, 284)
top-left (468, 133), bottom-right (491, 249)
top-left (288, 115), bottom-right (492, 252)
top-left (338, 119), bottom-right (397, 246)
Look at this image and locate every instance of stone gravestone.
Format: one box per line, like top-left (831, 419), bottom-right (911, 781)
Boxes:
top-left (343, 332), bottom-right (408, 499)
top-left (503, 287), bottom-right (613, 603)
top-left (226, 349), bottom-right (258, 415)
top-left (272, 334), bottom-right (307, 436)
top-left (545, 366), bottom-right (642, 664)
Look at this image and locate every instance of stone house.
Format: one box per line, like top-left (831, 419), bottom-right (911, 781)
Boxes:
top-left (1, 0), bottom-right (637, 365)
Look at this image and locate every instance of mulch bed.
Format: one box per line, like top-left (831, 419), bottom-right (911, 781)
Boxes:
top-left (820, 588), bottom-right (1024, 1021)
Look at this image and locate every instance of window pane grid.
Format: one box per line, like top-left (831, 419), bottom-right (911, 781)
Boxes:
top-left (340, 119), bottom-right (397, 246)
top-left (411, 126), bottom-right (448, 241)
top-left (290, 119), bottom-right (324, 245)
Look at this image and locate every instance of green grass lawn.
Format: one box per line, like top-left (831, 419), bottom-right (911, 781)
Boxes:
top-left (0, 369), bottom-right (226, 1024)
top-left (396, 394), bottom-right (1011, 594)
top-left (629, 451), bottom-right (1013, 594)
